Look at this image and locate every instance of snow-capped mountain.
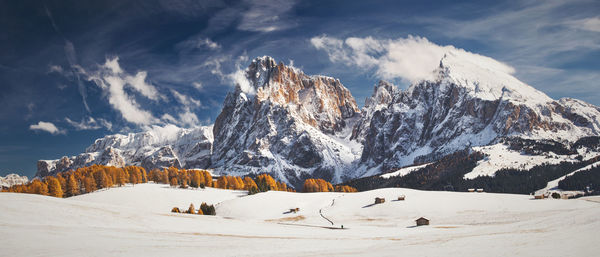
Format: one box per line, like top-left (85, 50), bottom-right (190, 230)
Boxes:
top-left (210, 56), bottom-right (362, 186)
top-left (36, 54), bottom-right (600, 189)
top-left (352, 51), bottom-right (600, 176)
top-left (36, 125), bottom-right (213, 177)
top-left (0, 173), bottom-right (29, 188)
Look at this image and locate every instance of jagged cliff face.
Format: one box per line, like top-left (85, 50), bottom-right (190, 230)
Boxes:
top-left (211, 56), bottom-right (361, 187)
top-left (353, 52), bottom-right (600, 176)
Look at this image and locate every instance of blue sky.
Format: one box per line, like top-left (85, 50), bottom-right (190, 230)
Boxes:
top-left (1, 0), bottom-right (599, 177)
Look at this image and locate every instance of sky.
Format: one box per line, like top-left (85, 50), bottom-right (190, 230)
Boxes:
top-left (0, 0), bottom-right (599, 177)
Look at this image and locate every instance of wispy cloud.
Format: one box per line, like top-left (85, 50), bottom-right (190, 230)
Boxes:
top-left (237, 0), bottom-right (297, 32)
top-left (85, 57), bottom-right (162, 125)
top-left (65, 117), bottom-right (112, 131)
top-left (29, 121), bottom-right (65, 135)
top-left (203, 53), bottom-right (255, 95)
top-left (566, 17), bottom-right (600, 33)
top-left (177, 37), bottom-right (221, 51)
top-left (311, 35), bottom-right (514, 84)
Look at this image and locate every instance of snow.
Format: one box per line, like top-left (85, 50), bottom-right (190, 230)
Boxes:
top-left (436, 51), bottom-right (552, 105)
top-left (536, 160), bottom-right (600, 195)
top-left (0, 173), bottom-right (28, 188)
top-left (1, 183), bottom-right (599, 256)
top-left (464, 143), bottom-right (578, 179)
top-left (380, 163), bottom-right (430, 179)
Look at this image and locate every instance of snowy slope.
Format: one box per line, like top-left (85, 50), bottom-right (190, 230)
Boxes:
top-left (1, 183), bottom-right (600, 256)
top-left (535, 160), bottom-right (600, 195)
top-left (36, 125), bottom-right (213, 177)
top-left (0, 173), bottom-right (28, 188)
top-left (465, 144), bottom-right (579, 179)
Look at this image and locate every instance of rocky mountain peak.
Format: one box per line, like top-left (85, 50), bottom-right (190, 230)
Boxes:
top-left (432, 50), bottom-right (552, 104)
top-left (238, 56), bottom-right (360, 133)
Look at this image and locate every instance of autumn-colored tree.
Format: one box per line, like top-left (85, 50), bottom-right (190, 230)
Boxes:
top-left (95, 170), bottom-right (110, 189)
top-left (46, 177), bottom-right (63, 198)
top-left (334, 185), bottom-right (358, 193)
top-left (83, 176), bottom-right (97, 193)
top-left (202, 170), bottom-right (212, 187)
top-left (190, 170), bottom-right (201, 188)
top-left (187, 203), bottom-right (196, 214)
top-left (66, 174), bottom-right (79, 197)
top-left (256, 174), bottom-right (278, 192)
top-left (303, 178), bottom-right (333, 192)
top-left (216, 176), bottom-right (228, 189)
top-left (140, 167), bottom-right (148, 183)
top-left (56, 174), bottom-right (67, 192)
top-left (170, 177), bottom-right (178, 187)
top-left (115, 169), bottom-right (127, 186)
top-left (29, 179), bottom-right (49, 195)
top-left (243, 177), bottom-right (258, 191)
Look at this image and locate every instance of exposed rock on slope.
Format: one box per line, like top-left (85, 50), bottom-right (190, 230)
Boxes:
top-left (353, 51), bottom-right (600, 176)
top-left (211, 56), bottom-right (361, 186)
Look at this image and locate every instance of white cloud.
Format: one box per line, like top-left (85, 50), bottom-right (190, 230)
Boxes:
top-left (171, 89), bottom-right (202, 108)
top-left (237, 0), bottom-right (297, 32)
top-left (312, 35), bottom-right (504, 83)
top-left (202, 54), bottom-right (255, 95)
top-left (568, 17), bottom-right (600, 33)
top-left (83, 57), bottom-right (162, 125)
top-left (29, 121), bottom-right (65, 135)
top-left (312, 35), bottom-right (518, 84)
top-left (197, 38), bottom-right (221, 49)
top-left (48, 65), bottom-right (64, 74)
top-left (125, 71), bottom-right (161, 101)
top-left (104, 57), bottom-right (123, 74)
top-left (65, 117), bottom-right (112, 130)
top-left (192, 82), bottom-right (203, 91)
top-left (177, 37), bottom-right (221, 51)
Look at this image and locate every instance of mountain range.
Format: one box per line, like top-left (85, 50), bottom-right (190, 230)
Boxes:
top-left (37, 52), bottom-right (600, 190)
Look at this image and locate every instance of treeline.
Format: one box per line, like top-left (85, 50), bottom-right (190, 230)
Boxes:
top-left (2, 165), bottom-right (297, 197)
top-left (2, 165), bottom-right (148, 197)
top-left (558, 165), bottom-right (600, 194)
top-left (303, 178), bottom-right (357, 193)
top-left (342, 149), bottom-right (600, 195)
top-left (149, 167), bottom-right (295, 193)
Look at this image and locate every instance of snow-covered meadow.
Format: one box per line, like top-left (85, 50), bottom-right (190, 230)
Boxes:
top-left (1, 183), bottom-right (598, 256)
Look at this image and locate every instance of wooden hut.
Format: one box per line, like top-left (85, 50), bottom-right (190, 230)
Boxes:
top-left (375, 197), bottom-right (385, 204)
top-left (416, 217), bottom-right (429, 226)
top-left (468, 188), bottom-right (475, 192)
top-left (289, 208), bottom-right (300, 213)
top-left (397, 195), bottom-right (405, 201)
top-left (476, 188), bottom-right (484, 193)
top-left (534, 195), bottom-right (545, 199)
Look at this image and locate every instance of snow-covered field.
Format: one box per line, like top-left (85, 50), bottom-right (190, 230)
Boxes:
top-left (1, 183), bottom-right (599, 257)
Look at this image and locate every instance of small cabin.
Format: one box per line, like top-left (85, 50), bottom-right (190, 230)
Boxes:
top-left (375, 197), bottom-right (385, 204)
top-left (476, 188), bottom-right (484, 193)
top-left (289, 208), bottom-right (300, 213)
top-left (468, 188), bottom-right (475, 192)
top-left (416, 217), bottom-right (429, 226)
top-left (397, 195), bottom-right (405, 201)
top-left (534, 195), bottom-right (545, 199)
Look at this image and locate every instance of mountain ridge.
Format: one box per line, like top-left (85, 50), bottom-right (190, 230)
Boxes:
top-left (36, 53), bottom-right (600, 189)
